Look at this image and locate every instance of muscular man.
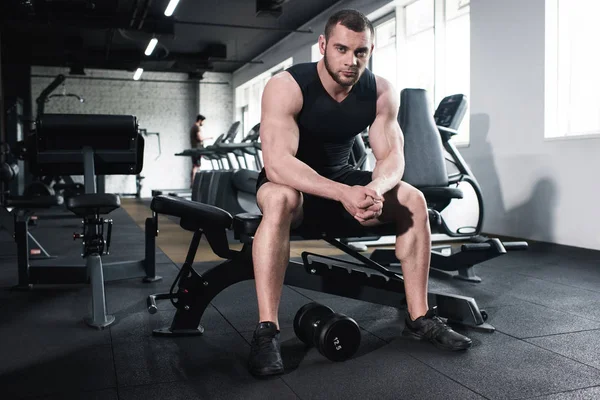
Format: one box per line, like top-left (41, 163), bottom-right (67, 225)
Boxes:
top-left (248, 9), bottom-right (472, 377)
top-left (189, 114), bottom-right (211, 185)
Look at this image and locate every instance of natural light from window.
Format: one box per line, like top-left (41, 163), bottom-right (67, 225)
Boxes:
top-left (545, 0), bottom-right (600, 139)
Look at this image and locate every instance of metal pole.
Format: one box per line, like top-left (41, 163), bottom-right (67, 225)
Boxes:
top-left (0, 31), bottom-right (6, 156)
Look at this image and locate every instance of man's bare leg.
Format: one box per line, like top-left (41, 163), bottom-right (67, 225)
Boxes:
top-left (191, 165), bottom-right (199, 188)
top-left (364, 182), bottom-right (472, 351)
top-left (253, 182), bottom-right (303, 328)
top-left (362, 182), bottom-right (430, 319)
top-left (388, 183), bottom-right (431, 320)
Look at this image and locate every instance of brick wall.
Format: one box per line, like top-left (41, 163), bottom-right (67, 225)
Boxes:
top-left (31, 66), bottom-right (197, 196)
top-left (31, 67), bottom-right (233, 195)
top-left (198, 72), bottom-right (236, 159)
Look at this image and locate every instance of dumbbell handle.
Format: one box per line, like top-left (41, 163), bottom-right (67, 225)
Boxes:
top-left (146, 293), bottom-right (174, 314)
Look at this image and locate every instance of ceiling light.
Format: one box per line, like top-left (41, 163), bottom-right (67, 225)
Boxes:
top-left (145, 38), bottom-right (158, 56)
top-left (133, 68), bottom-right (144, 81)
top-left (164, 0), bottom-right (181, 17)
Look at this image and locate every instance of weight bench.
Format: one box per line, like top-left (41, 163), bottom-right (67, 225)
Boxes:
top-left (147, 195), bottom-right (494, 338)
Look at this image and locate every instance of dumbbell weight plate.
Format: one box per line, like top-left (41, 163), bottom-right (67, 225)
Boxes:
top-left (293, 302), bottom-right (335, 346)
top-left (317, 313), bottom-right (361, 362)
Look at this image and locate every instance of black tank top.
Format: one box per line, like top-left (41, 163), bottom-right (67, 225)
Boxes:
top-left (286, 62), bottom-right (377, 178)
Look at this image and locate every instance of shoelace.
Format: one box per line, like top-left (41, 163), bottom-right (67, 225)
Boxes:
top-left (421, 316), bottom-right (452, 340)
top-left (252, 334), bottom-right (276, 354)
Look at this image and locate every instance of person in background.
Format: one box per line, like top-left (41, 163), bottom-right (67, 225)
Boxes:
top-left (190, 114), bottom-right (213, 185)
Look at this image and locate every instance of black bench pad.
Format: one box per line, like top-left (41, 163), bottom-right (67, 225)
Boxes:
top-left (151, 195), bottom-right (232, 232)
top-left (233, 213), bottom-right (399, 240)
top-left (6, 195), bottom-right (64, 209)
top-left (67, 194), bottom-right (121, 217)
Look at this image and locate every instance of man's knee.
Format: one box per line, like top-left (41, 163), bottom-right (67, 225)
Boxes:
top-left (402, 186), bottom-right (428, 222)
top-left (258, 184), bottom-right (302, 218)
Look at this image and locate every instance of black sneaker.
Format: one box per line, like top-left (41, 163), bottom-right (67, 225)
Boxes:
top-left (248, 321), bottom-right (284, 377)
top-left (403, 307), bottom-right (473, 351)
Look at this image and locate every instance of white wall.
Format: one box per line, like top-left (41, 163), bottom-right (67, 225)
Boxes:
top-left (466, 0), bottom-right (600, 250)
top-left (198, 72), bottom-right (235, 143)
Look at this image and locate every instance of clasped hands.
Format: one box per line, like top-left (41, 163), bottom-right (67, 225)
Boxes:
top-left (340, 185), bottom-right (385, 223)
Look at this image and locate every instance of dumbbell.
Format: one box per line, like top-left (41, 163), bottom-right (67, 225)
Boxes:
top-left (293, 302), bottom-right (361, 362)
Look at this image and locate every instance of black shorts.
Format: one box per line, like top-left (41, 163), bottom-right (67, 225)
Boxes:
top-left (256, 167), bottom-right (373, 231)
top-left (192, 155), bottom-right (202, 166)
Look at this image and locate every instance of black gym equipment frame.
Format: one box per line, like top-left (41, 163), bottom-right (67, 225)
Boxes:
top-left (147, 196), bottom-right (494, 338)
top-left (11, 114), bottom-right (161, 289)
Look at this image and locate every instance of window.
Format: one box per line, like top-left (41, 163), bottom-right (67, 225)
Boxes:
top-left (235, 57), bottom-right (293, 138)
top-left (545, 0), bottom-right (600, 139)
top-left (443, 0), bottom-right (471, 143)
top-left (398, 0), bottom-right (470, 145)
top-left (403, 0), bottom-right (435, 110)
top-left (372, 17), bottom-right (398, 90)
top-left (311, 42), bottom-right (322, 62)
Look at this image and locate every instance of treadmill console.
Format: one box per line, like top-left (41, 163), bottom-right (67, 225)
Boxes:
top-left (434, 94), bottom-right (468, 130)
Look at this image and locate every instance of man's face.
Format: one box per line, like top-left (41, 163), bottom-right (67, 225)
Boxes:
top-left (198, 120), bottom-right (204, 126)
top-left (321, 23), bottom-right (373, 87)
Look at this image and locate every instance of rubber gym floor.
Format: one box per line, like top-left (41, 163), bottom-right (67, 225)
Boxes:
top-left (0, 198), bottom-right (599, 400)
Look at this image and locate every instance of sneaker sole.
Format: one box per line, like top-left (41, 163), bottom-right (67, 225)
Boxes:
top-left (249, 365), bottom-right (285, 378)
top-left (402, 330), bottom-right (472, 351)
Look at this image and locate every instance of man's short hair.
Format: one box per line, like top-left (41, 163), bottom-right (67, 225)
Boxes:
top-left (324, 9), bottom-right (374, 41)
top-left (196, 114), bottom-right (206, 122)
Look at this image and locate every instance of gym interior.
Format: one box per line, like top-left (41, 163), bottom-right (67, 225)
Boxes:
top-left (1, 0), bottom-right (599, 399)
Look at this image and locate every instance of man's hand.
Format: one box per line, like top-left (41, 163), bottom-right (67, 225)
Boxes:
top-left (340, 186), bottom-right (384, 223)
top-left (355, 196), bottom-right (384, 222)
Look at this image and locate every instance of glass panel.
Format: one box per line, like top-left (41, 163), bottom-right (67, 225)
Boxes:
top-left (445, 0), bottom-right (470, 21)
top-left (373, 18), bottom-right (397, 89)
top-left (405, 0), bottom-right (434, 36)
top-left (404, 28), bottom-right (435, 110)
top-left (558, 0), bottom-right (600, 135)
top-left (375, 18), bottom-right (396, 48)
top-left (444, 12), bottom-right (470, 141)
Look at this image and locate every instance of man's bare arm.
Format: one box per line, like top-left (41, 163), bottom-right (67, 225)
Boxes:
top-left (198, 129), bottom-right (212, 142)
top-left (366, 77), bottom-right (405, 197)
top-left (261, 72), bottom-right (348, 201)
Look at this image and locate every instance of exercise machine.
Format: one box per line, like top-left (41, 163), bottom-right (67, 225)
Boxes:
top-left (174, 121), bottom-right (242, 171)
top-left (10, 114), bottom-right (162, 327)
top-left (368, 91), bottom-right (528, 282)
top-left (146, 194), bottom-right (494, 346)
top-left (1, 143), bottom-right (63, 262)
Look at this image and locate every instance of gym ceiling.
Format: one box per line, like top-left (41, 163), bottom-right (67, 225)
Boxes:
top-left (0, 0), bottom-right (340, 77)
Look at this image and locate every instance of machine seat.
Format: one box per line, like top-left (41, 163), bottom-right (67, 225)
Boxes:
top-left (67, 194), bottom-right (121, 217)
top-left (151, 195), bottom-right (233, 232)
